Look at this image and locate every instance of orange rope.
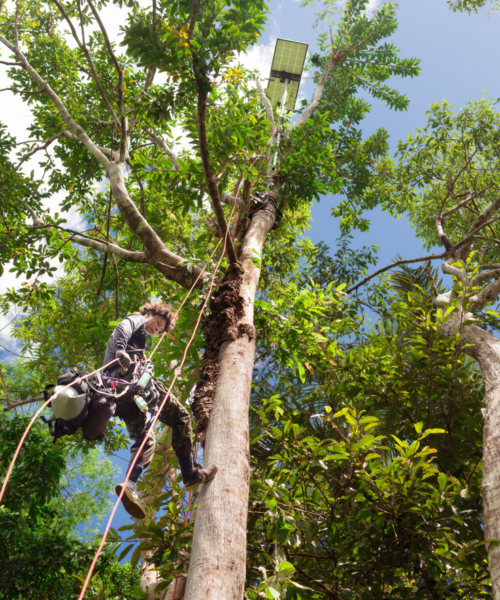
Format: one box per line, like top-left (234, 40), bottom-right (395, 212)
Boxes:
top-left (77, 199), bottom-right (240, 600)
top-left (0, 358), bottom-right (119, 504)
top-left (172, 441), bottom-right (199, 599)
top-left (147, 237), bottom-right (223, 361)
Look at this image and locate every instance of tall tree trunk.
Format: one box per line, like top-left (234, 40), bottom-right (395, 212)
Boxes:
top-left (184, 200), bottom-right (277, 599)
top-left (440, 320), bottom-right (500, 597)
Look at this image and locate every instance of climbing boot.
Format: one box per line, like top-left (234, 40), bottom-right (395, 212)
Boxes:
top-left (183, 464), bottom-right (218, 491)
top-left (115, 480), bottom-right (146, 520)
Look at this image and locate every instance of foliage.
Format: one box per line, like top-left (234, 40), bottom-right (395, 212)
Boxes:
top-left (244, 266), bottom-right (489, 598)
top-left (0, 413), bottom-right (140, 599)
top-left (447, 0), bottom-right (499, 13)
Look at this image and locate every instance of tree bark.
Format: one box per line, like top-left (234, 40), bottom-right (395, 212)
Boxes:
top-left (440, 319), bottom-right (500, 598)
top-left (184, 200), bottom-right (277, 599)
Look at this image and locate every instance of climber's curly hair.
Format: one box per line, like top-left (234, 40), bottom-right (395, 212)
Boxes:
top-left (140, 301), bottom-right (177, 333)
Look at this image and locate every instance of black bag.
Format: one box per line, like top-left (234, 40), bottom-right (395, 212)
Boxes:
top-left (81, 395), bottom-right (116, 442)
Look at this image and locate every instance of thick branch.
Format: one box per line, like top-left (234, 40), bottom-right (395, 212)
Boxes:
top-left (106, 161), bottom-right (207, 289)
top-left (470, 277), bottom-right (500, 310)
top-left (0, 34), bottom-right (110, 168)
top-left (347, 252), bottom-right (447, 294)
top-left (441, 259), bottom-right (469, 285)
top-left (188, 0), bottom-right (199, 39)
top-left (196, 90), bottom-right (237, 264)
top-left (221, 191), bottom-right (243, 207)
top-left (472, 268), bottom-right (500, 287)
top-left (294, 51), bottom-right (340, 129)
top-left (435, 215), bottom-right (454, 253)
top-left (253, 73), bottom-right (276, 135)
top-left (62, 130), bottom-right (113, 156)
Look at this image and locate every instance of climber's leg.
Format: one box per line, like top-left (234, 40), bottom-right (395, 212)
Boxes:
top-left (158, 391), bottom-right (217, 490)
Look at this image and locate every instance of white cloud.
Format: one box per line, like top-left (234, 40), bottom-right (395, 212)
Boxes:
top-left (239, 40), bottom-right (276, 79)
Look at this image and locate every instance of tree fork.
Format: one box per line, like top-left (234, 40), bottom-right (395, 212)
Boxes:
top-left (185, 197), bottom-right (277, 600)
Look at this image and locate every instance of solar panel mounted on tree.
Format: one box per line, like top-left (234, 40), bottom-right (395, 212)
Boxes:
top-left (266, 38), bottom-right (308, 110)
top-left (266, 38), bottom-right (308, 168)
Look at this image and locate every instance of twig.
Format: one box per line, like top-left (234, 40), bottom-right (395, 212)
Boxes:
top-left (347, 252), bottom-right (447, 294)
top-left (110, 254), bottom-right (120, 318)
top-left (3, 395), bottom-right (44, 411)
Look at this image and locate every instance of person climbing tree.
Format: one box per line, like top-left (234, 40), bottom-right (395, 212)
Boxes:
top-left (90, 300), bottom-right (217, 519)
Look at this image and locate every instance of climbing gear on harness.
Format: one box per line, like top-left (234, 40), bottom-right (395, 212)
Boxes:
top-left (42, 362), bottom-right (150, 442)
top-left (133, 360), bottom-right (154, 413)
top-left (183, 463), bottom-right (218, 491)
top-left (248, 192), bottom-right (283, 230)
top-left (115, 479), bottom-right (146, 520)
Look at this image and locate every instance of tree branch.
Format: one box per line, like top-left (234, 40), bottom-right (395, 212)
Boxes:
top-left (0, 34), bottom-right (110, 168)
top-left (253, 72), bottom-right (276, 135)
top-left (51, 0), bottom-right (120, 127)
top-left (3, 395), bottom-right (44, 411)
top-left (0, 366), bottom-right (10, 407)
top-left (347, 253), bottom-right (447, 294)
top-left (221, 191), bottom-right (243, 207)
top-left (15, 133), bottom-right (63, 171)
top-left (471, 268), bottom-right (500, 286)
top-left (470, 277), bottom-right (500, 310)
top-left (188, 0), bottom-right (199, 39)
top-left (145, 129), bottom-right (179, 171)
top-left (196, 89), bottom-right (237, 264)
top-left (294, 51), bottom-right (340, 129)
top-left (85, 0), bottom-right (125, 158)
top-left (105, 160), bottom-right (207, 288)
top-left (27, 222), bottom-right (148, 262)
top-left (458, 192), bottom-right (500, 260)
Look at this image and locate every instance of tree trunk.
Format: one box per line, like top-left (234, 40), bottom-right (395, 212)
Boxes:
top-left (184, 200), bottom-right (277, 599)
top-left (440, 320), bottom-right (500, 597)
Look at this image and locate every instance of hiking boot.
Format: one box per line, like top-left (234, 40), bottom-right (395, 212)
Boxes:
top-left (183, 464), bottom-right (218, 491)
top-left (115, 480), bottom-right (146, 520)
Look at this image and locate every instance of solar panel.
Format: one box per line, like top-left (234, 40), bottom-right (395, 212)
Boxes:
top-left (266, 39), bottom-right (308, 110)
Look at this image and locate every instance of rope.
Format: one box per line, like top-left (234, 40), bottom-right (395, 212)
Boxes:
top-left (172, 441), bottom-right (199, 599)
top-left (77, 199), bottom-right (240, 600)
top-left (0, 357), bottom-right (119, 504)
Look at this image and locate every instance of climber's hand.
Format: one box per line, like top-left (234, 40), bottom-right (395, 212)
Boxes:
top-left (116, 350), bottom-right (132, 372)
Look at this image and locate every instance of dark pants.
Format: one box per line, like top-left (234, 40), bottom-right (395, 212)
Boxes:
top-left (83, 383), bottom-right (193, 469)
top-left (116, 389), bottom-right (193, 468)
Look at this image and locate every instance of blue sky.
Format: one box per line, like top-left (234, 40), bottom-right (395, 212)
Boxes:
top-left (265, 0), bottom-right (500, 272)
